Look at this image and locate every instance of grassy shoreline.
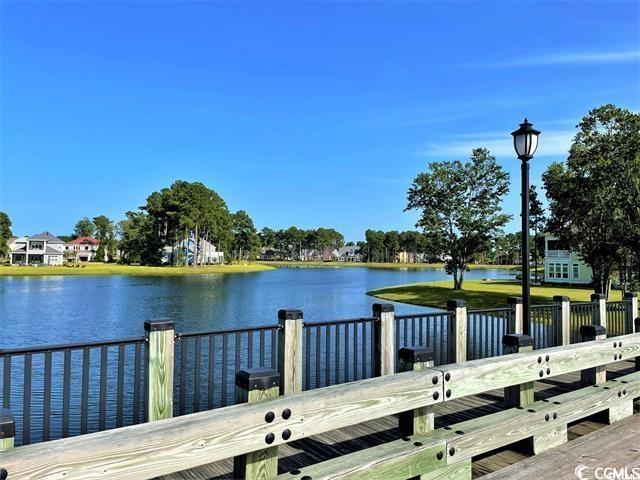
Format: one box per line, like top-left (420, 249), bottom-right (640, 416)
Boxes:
top-left (0, 262), bottom-right (275, 277)
top-left (259, 261), bottom-right (519, 270)
top-left (367, 279), bottom-right (622, 310)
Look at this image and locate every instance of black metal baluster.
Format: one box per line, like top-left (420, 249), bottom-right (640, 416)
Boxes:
top-left (208, 335), bottom-right (215, 410)
top-left (180, 338), bottom-right (188, 415)
top-left (353, 322), bottom-right (358, 380)
top-left (133, 342), bottom-right (141, 424)
top-left (259, 329), bottom-right (265, 367)
top-left (81, 348), bottom-right (90, 434)
top-left (23, 353), bottom-right (32, 445)
top-left (247, 331), bottom-right (253, 369)
top-left (325, 324), bottom-right (330, 387)
top-left (99, 346), bottom-right (107, 431)
top-left (334, 324), bottom-right (340, 384)
top-left (315, 327), bottom-right (321, 389)
top-left (193, 337), bottom-right (201, 413)
top-left (2, 355), bottom-right (10, 409)
top-left (305, 327), bottom-right (311, 390)
top-left (62, 349), bottom-right (71, 437)
top-left (43, 351), bottom-right (51, 441)
top-left (116, 344), bottom-right (125, 428)
top-left (344, 323), bottom-right (350, 382)
top-left (221, 334), bottom-right (228, 407)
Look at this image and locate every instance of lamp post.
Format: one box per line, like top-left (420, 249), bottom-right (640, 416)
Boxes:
top-left (511, 118), bottom-right (541, 336)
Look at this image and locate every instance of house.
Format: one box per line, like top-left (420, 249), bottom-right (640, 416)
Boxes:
top-left (396, 251), bottom-right (426, 263)
top-left (65, 237), bottom-right (102, 262)
top-left (336, 246), bottom-right (362, 262)
top-left (163, 236), bottom-right (224, 265)
top-left (543, 235), bottom-right (592, 285)
top-left (9, 232), bottom-right (65, 265)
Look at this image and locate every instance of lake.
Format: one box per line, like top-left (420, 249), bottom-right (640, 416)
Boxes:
top-left (1, 266), bottom-right (516, 348)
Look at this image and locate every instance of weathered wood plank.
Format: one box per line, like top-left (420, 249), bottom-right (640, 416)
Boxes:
top-left (145, 320), bottom-right (175, 422)
top-left (0, 366), bottom-right (443, 479)
top-left (277, 310), bottom-right (303, 396)
top-left (441, 333), bottom-right (640, 400)
top-left (276, 435), bottom-right (446, 480)
top-left (373, 304), bottom-right (395, 377)
top-left (448, 300), bottom-right (467, 363)
top-left (422, 460), bottom-right (471, 480)
top-left (398, 347), bottom-right (435, 436)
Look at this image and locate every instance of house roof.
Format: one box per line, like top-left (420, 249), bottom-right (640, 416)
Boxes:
top-left (45, 246), bottom-right (63, 254)
top-left (28, 232), bottom-right (64, 243)
top-left (10, 246), bottom-right (26, 254)
top-left (67, 236), bottom-right (100, 245)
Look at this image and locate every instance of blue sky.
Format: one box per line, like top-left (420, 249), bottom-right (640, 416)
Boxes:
top-left (1, 1), bottom-right (638, 241)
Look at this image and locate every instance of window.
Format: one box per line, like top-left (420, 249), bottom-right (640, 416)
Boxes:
top-left (562, 264), bottom-right (569, 279)
top-left (548, 263), bottom-right (555, 278)
top-left (573, 264), bottom-right (579, 279)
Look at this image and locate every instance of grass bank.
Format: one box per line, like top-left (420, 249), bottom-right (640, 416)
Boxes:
top-left (260, 261), bottom-right (518, 270)
top-left (0, 262), bottom-right (275, 277)
top-left (367, 279), bottom-right (622, 310)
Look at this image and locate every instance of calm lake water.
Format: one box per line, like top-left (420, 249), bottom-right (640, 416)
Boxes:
top-left (1, 266), bottom-right (515, 348)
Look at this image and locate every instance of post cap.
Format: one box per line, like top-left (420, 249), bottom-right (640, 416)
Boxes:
top-left (502, 334), bottom-right (534, 348)
top-left (372, 303), bottom-right (394, 314)
top-left (399, 346), bottom-right (434, 364)
top-left (0, 409), bottom-right (15, 439)
top-left (580, 324), bottom-right (606, 338)
top-left (507, 297), bottom-right (523, 305)
top-left (553, 295), bottom-right (569, 302)
top-left (235, 368), bottom-right (280, 391)
top-left (144, 319), bottom-right (175, 332)
top-left (278, 309), bottom-right (303, 321)
top-left (447, 299), bottom-right (467, 310)
top-left (623, 292), bottom-right (638, 299)
top-left (590, 293), bottom-right (606, 302)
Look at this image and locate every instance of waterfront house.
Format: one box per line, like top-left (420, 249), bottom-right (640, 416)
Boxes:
top-left (65, 237), bottom-right (102, 262)
top-left (543, 234), bottom-right (592, 285)
top-left (9, 232), bottom-right (65, 265)
top-left (336, 246), bottom-right (362, 262)
top-left (163, 236), bottom-right (224, 265)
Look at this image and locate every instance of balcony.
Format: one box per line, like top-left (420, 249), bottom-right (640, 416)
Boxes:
top-left (546, 249), bottom-right (570, 258)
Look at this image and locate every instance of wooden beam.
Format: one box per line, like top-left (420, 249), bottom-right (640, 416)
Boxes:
top-left (144, 320), bottom-right (174, 422)
top-left (277, 310), bottom-right (303, 395)
top-left (398, 346), bottom-right (435, 436)
top-left (552, 296), bottom-right (570, 346)
top-left (233, 368), bottom-right (280, 480)
top-left (0, 408), bottom-right (14, 453)
top-left (373, 304), bottom-right (395, 377)
top-left (579, 325), bottom-right (607, 385)
top-left (447, 300), bottom-right (467, 363)
top-left (502, 334), bottom-right (534, 407)
top-left (625, 292), bottom-right (638, 334)
top-left (440, 332), bottom-right (640, 401)
top-left (0, 366), bottom-right (444, 479)
top-left (507, 297), bottom-right (523, 334)
top-left (591, 294), bottom-right (607, 330)
top-left (276, 435), bottom-right (446, 480)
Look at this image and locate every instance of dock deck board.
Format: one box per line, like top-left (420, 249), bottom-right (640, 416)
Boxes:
top-left (160, 360), bottom-right (638, 480)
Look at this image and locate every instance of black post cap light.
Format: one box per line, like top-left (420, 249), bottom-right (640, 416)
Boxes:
top-left (511, 118), bottom-right (541, 160)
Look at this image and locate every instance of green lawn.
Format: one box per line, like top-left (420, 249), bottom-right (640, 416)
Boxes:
top-left (0, 262), bottom-right (275, 277)
top-left (368, 279), bottom-right (623, 310)
top-left (260, 261), bottom-right (518, 270)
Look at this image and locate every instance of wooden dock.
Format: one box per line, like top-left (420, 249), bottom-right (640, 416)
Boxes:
top-left (162, 360), bottom-right (639, 479)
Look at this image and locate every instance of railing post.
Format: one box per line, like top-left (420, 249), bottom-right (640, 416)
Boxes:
top-left (579, 325), bottom-right (607, 386)
top-left (277, 309), bottom-right (303, 395)
top-left (447, 300), bottom-right (467, 363)
top-left (552, 296), bottom-right (570, 346)
top-left (233, 368), bottom-right (280, 480)
top-left (398, 346), bottom-right (435, 436)
top-left (372, 303), bottom-right (395, 376)
top-left (507, 297), bottom-right (523, 334)
top-left (502, 334), bottom-right (534, 407)
top-left (624, 292), bottom-right (638, 334)
top-left (144, 319), bottom-right (175, 422)
top-left (0, 408), bottom-right (15, 452)
top-left (591, 293), bottom-right (607, 330)
top-left (635, 318), bottom-right (640, 372)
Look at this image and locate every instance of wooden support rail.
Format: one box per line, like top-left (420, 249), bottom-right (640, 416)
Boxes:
top-left (1, 332), bottom-right (639, 480)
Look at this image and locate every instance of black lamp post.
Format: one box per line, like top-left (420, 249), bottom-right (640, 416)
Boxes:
top-left (511, 118), bottom-right (541, 336)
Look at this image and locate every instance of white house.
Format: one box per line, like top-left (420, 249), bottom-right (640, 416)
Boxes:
top-left (543, 235), bottom-right (592, 285)
top-left (336, 246), bottom-right (362, 262)
top-left (9, 232), bottom-right (65, 265)
top-left (65, 237), bottom-right (102, 262)
top-left (163, 236), bottom-right (224, 265)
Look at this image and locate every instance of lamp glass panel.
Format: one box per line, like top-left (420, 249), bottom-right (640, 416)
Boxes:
top-left (515, 134), bottom-right (527, 156)
top-left (529, 134), bottom-right (539, 156)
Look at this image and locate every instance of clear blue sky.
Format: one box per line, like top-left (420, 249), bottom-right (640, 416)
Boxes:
top-left (1, 1), bottom-right (638, 241)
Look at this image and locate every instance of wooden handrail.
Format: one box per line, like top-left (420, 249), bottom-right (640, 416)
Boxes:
top-left (1, 332), bottom-right (639, 480)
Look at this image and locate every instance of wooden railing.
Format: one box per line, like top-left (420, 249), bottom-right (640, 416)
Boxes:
top-left (1, 319), bottom-right (639, 479)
